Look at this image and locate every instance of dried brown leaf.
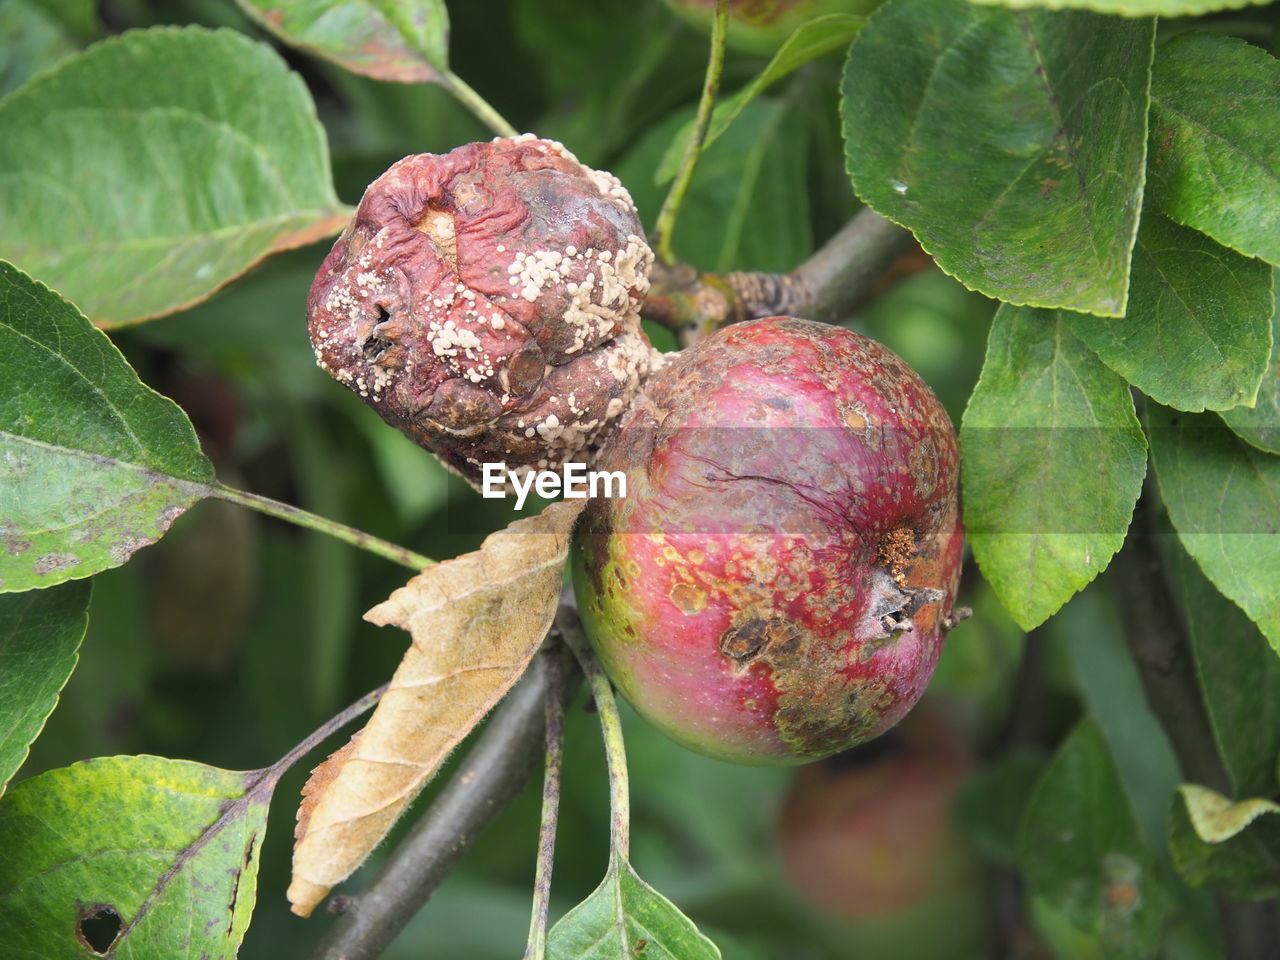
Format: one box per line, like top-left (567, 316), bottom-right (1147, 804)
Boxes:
top-left (294, 735), bottom-right (361, 845)
top-left (287, 499), bottom-right (584, 916)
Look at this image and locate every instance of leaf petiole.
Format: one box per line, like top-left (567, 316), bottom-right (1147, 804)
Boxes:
top-left (523, 647), bottom-right (566, 960)
top-left (559, 606), bottom-right (631, 857)
top-left (210, 482), bottom-right (433, 571)
top-left (443, 70), bottom-right (520, 138)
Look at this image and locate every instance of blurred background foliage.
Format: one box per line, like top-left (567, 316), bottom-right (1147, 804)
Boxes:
top-left (7, 0), bottom-right (1280, 957)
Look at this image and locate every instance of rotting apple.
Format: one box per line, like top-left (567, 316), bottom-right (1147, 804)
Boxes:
top-left (306, 136), bottom-right (656, 486)
top-left (661, 0), bottom-right (884, 56)
top-left (572, 316), bottom-right (967, 765)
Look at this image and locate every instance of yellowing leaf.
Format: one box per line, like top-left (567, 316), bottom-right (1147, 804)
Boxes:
top-left (288, 499), bottom-right (584, 916)
top-left (1179, 784), bottom-right (1280, 844)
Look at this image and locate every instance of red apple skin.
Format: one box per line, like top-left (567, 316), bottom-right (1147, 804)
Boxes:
top-left (662, 0), bottom-right (884, 56)
top-left (572, 317), bottom-right (965, 765)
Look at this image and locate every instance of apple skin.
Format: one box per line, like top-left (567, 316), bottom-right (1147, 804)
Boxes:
top-left (661, 0), bottom-right (884, 56)
top-left (572, 317), bottom-right (965, 765)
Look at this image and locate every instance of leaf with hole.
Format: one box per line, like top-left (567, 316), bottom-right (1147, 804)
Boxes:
top-left (1066, 214), bottom-right (1273, 412)
top-left (655, 14), bottom-right (864, 184)
top-left (960, 305), bottom-right (1147, 630)
top-left (0, 580), bottom-right (89, 797)
top-left (235, 0), bottom-right (450, 83)
top-left (1148, 405), bottom-right (1280, 653)
top-left (545, 854), bottom-right (721, 960)
top-left (0, 755), bottom-right (274, 959)
top-left (1019, 720), bottom-right (1169, 959)
top-left (288, 499), bottom-right (584, 917)
top-left (0, 25), bottom-right (349, 327)
top-left (1147, 31), bottom-right (1280, 266)
top-left (0, 262), bottom-right (214, 592)
top-left (842, 0), bottom-right (1154, 316)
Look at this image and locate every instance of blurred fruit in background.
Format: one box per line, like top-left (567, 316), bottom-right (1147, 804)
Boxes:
top-left (776, 698), bottom-right (984, 958)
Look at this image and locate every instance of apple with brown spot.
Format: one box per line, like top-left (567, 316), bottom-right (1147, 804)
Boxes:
top-left (573, 317), bottom-right (966, 764)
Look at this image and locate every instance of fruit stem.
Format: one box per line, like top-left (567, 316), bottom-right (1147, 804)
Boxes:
top-left (653, 0), bottom-right (729, 266)
top-left (558, 604), bottom-right (631, 858)
top-left (523, 648), bottom-right (566, 960)
top-left (210, 482), bottom-right (434, 571)
top-left (443, 71), bottom-right (520, 138)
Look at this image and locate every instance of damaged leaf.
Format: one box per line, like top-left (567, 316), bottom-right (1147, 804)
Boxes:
top-left (1171, 786), bottom-right (1280, 900)
top-left (0, 262), bottom-right (215, 592)
top-left (1179, 784), bottom-right (1280, 844)
top-left (288, 499), bottom-right (584, 917)
top-left (0, 755), bottom-right (273, 959)
top-left (235, 0), bottom-right (450, 83)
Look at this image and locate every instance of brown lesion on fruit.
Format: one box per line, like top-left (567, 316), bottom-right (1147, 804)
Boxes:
top-left (719, 617), bottom-right (799, 670)
top-left (412, 206), bottom-right (458, 265)
top-left (670, 581), bottom-right (707, 615)
top-left (762, 621), bottom-right (894, 758)
top-left (907, 438), bottom-right (939, 498)
top-left (877, 526), bottom-right (916, 584)
top-left (718, 613), bottom-right (894, 757)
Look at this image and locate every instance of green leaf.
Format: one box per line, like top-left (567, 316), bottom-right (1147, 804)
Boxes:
top-left (1148, 32), bottom-right (1280, 267)
top-left (0, 25), bottom-right (349, 327)
top-left (618, 98), bottom-right (814, 273)
top-left (960, 305), bottom-right (1147, 629)
top-left (1056, 585), bottom-right (1180, 851)
top-left (0, 262), bottom-right (214, 592)
top-left (0, 581), bottom-right (89, 797)
top-left (1066, 214), bottom-right (1273, 412)
top-left (971, 0), bottom-right (1271, 14)
top-left (235, 0), bottom-right (450, 82)
top-left (655, 14), bottom-right (864, 184)
top-left (1170, 788), bottom-right (1280, 900)
top-left (0, 0), bottom-right (97, 97)
top-left (0, 755), bottom-right (273, 959)
top-left (842, 0), bottom-right (1154, 317)
top-left (1220, 270), bottom-right (1280, 454)
top-left (1167, 536), bottom-right (1280, 798)
top-left (546, 854), bottom-right (721, 960)
top-left (1148, 405), bottom-right (1280, 653)
top-left (1019, 720), bottom-right (1169, 958)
